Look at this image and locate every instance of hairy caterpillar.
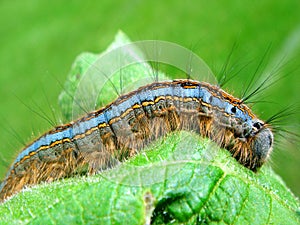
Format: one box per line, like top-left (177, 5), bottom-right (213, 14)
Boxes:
top-left (0, 39), bottom-right (288, 202)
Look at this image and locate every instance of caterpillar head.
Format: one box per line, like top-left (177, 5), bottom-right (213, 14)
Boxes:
top-left (227, 118), bottom-right (274, 171)
top-left (250, 119), bottom-right (274, 170)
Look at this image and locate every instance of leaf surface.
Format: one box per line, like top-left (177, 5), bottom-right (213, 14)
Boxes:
top-left (0, 31), bottom-right (299, 225)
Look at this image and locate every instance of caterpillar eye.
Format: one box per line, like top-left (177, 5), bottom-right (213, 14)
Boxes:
top-left (268, 133), bottom-right (273, 147)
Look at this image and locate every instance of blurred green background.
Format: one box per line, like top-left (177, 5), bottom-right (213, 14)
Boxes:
top-left (0, 0), bottom-right (299, 197)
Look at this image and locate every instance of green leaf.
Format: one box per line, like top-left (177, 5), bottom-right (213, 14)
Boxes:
top-left (0, 132), bottom-right (299, 224)
top-left (0, 31), bottom-right (299, 225)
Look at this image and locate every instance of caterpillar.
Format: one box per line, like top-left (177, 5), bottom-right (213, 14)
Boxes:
top-left (0, 40), bottom-right (276, 202)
